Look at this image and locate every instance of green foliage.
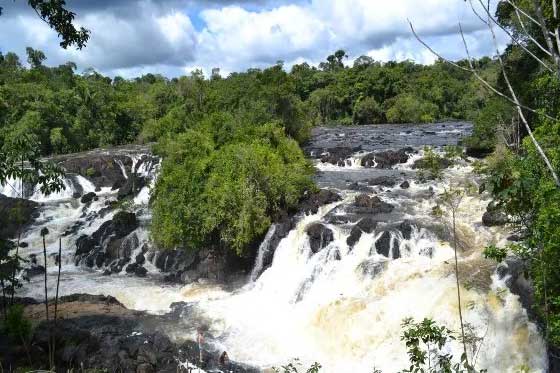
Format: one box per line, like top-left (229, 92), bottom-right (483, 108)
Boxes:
top-left (386, 94), bottom-right (438, 124)
top-left (353, 96), bottom-right (383, 125)
top-left (4, 304), bottom-right (32, 342)
top-left (464, 97), bottom-right (515, 153)
top-left (482, 245), bottom-right (507, 263)
top-left (151, 122), bottom-right (315, 256)
top-left (273, 360), bottom-right (322, 373)
top-left (400, 318), bottom-right (483, 373)
top-left (417, 147), bottom-right (446, 181)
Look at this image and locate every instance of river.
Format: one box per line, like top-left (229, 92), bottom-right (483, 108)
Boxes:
top-left (9, 122), bottom-right (547, 372)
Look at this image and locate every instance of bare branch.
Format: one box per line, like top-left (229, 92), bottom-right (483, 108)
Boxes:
top-left (485, 3), bottom-right (560, 187)
top-left (468, 0), bottom-right (554, 73)
top-left (408, 20), bottom-right (555, 121)
top-left (505, 0), bottom-right (555, 37)
top-left (554, 0), bottom-right (560, 61)
top-left (512, 3), bottom-right (553, 57)
top-left (532, 0), bottom-right (560, 79)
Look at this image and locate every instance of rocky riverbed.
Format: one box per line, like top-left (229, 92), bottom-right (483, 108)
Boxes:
top-left (1, 122), bottom-right (549, 372)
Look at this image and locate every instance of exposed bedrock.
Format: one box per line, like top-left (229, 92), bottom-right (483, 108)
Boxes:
top-left (0, 194), bottom-right (39, 239)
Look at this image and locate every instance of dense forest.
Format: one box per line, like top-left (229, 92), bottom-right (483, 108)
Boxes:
top-left (0, 48), bottom-right (498, 257)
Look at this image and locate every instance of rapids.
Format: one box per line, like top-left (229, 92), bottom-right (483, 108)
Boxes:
top-left (12, 123), bottom-right (547, 372)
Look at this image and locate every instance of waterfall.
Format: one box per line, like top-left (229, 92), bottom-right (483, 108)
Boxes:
top-left (11, 124), bottom-right (548, 373)
top-left (250, 224), bottom-right (277, 282)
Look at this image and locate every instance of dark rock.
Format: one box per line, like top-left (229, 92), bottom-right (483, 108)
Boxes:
top-left (361, 147), bottom-right (413, 169)
top-left (59, 154), bottom-right (132, 189)
top-left (19, 241), bottom-right (28, 248)
top-left (375, 231), bottom-right (392, 258)
top-left (126, 263), bottom-right (139, 274)
top-left (76, 235), bottom-right (96, 257)
top-left (400, 180), bottom-right (410, 189)
top-left (306, 223), bottom-right (334, 254)
top-left (297, 189), bottom-right (341, 215)
top-left (347, 226), bottom-right (363, 247)
top-left (80, 192), bottom-right (97, 204)
top-left (136, 253), bottom-right (146, 265)
top-left (367, 176), bottom-right (398, 187)
top-left (113, 211), bottom-right (138, 237)
top-left (0, 195), bottom-right (39, 239)
top-left (354, 194), bottom-right (394, 214)
top-left (482, 203), bottom-right (508, 227)
top-left (347, 217), bottom-right (378, 248)
top-left (348, 182), bottom-right (372, 192)
top-left (398, 220), bottom-right (414, 240)
top-left (23, 265), bottom-right (45, 279)
top-left (118, 176), bottom-right (147, 200)
top-left (135, 266), bottom-right (148, 278)
top-left (320, 146), bottom-right (360, 166)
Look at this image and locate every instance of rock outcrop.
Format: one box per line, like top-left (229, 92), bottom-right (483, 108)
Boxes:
top-left (0, 194), bottom-right (39, 239)
top-left (361, 147), bottom-right (413, 168)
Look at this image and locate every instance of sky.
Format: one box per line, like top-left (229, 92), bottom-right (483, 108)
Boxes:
top-left (0, 0), bottom-right (509, 78)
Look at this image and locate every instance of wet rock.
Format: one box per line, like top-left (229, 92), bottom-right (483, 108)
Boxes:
top-left (125, 263), bottom-right (139, 274)
top-left (297, 189), bottom-right (341, 215)
top-left (398, 220), bottom-right (414, 240)
top-left (354, 194), bottom-right (394, 214)
top-left (135, 266), bottom-right (148, 278)
top-left (367, 176), bottom-right (398, 187)
top-left (400, 180), bottom-right (410, 189)
top-left (136, 253), bottom-right (146, 265)
top-left (118, 176), bottom-right (147, 200)
top-left (0, 195), bottom-right (39, 239)
top-left (375, 231), bottom-right (393, 258)
top-left (306, 223), bottom-right (334, 253)
top-left (23, 265), bottom-right (45, 279)
top-left (80, 192), bottom-right (97, 204)
top-left (59, 154), bottom-right (132, 189)
top-left (482, 203), bottom-right (508, 227)
top-left (320, 146), bottom-right (361, 166)
top-left (348, 182), bottom-right (372, 192)
top-left (347, 217), bottom-right (378, 248)
top-left (361, 147), bottom-right (413, 169)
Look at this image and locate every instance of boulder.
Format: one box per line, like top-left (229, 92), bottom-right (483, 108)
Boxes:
top-left (375, 231), bottom-right (401, 259)
top-left (135, 266), bottom-right (148, 278)
top-left (367, 176), bottom-right (398, 187)
top-left (361, 147), bottom-right (413, 169)
top-left (80, 192), bottom-right (97, 204)
top-left (75, 212), bottom-right (138, 268)
top-left (117, 176), bottom-right (146, 200)
top-left (347, 217), bottom-right (378, 248)
top-left (306, 223), bottom-right (334, 254)
top-left (400, 180), bottom-right (410, 189)
top-left (398, 220), bottom-right (414, 240)
top-left (357, 259), bottom-right (386, 278)
top-left (354, 194), bottom-right (394, 214)
top-left (482, 203), bottom-right (508, 227)
top-left (297, 189), bottom-right (341, 215)
top-left (136, 253), bottom-right (146, 265)
top-left (59, 155), bottom-right (132, 189)
top-left (0, 195), bottom-right (39, 239)
top-left (320, 146), bottom-right (360, 166)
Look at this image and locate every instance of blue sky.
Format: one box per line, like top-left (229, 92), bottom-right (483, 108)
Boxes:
top-left (0, 0), bottom-right (508, 78)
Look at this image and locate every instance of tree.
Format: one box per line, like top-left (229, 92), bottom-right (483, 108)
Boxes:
top-left (353, 96), bottom-right (383, 125)
top-left (26, 47), bottom-right (46, 68)
top-left (0, 0), bottom-right (90, 49)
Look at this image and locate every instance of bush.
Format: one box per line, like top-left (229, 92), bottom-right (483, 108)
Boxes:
top-left (353, 96), bottom-right (383, 125)
top-left (386, 94), bottom-right (438, 124)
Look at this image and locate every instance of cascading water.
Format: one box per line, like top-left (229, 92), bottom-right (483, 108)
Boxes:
top-left (11, 123), bottom-right (548, 372)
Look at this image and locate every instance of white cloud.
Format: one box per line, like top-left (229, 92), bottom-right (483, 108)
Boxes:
top-left (0, 0), bottom-right (508, 77)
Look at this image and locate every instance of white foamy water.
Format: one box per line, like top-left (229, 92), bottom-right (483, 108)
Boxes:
top-left (12, 130), bottom-right (548, 372)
